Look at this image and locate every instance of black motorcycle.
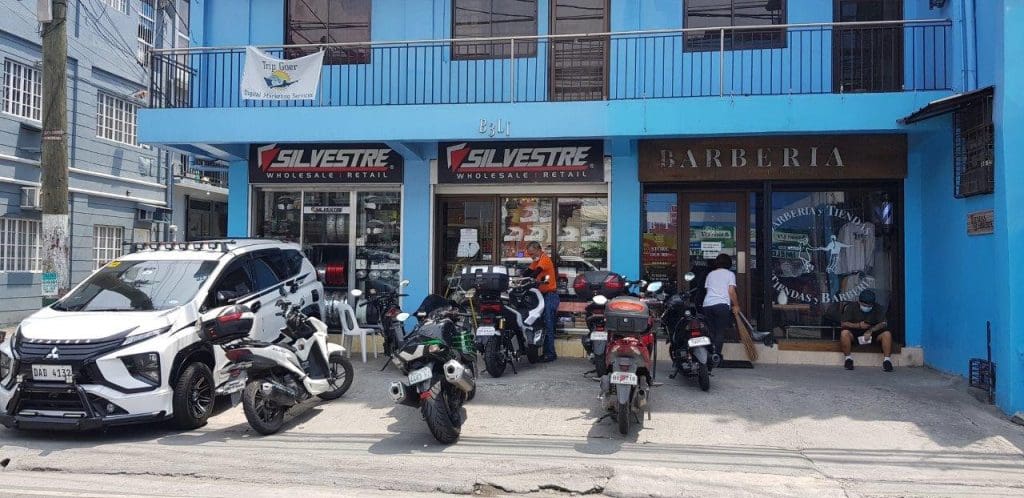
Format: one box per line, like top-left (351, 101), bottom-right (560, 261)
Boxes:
top-left (388, 295), bottom-right (477, 444)
top-left (662, 272), bottom-right (715, 391)
top-left (461, 267), bottom-right (545, 378)
top-left (358, 279), bottom-right (410, 357)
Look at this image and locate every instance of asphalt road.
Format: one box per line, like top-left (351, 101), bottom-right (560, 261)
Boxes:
top-left (1, 357), bottom-right (1023, 497)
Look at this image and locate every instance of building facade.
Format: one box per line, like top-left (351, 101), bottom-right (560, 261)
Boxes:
top-left (138, 0), bottom-right (1024, 417)
top-left (0, 0), bottom-right (226, 323)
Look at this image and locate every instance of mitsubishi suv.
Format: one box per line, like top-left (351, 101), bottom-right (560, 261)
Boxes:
top-left (0, 239), bottom-right (324, 431)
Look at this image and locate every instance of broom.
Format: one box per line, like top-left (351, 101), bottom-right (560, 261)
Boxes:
top-left (733, 310), bottom-right (758, 362)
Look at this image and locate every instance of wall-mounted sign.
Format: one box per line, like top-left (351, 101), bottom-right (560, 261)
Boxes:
top-left (249, 143), bottom-right (403, 184)
top-left (242, 47), bottom-right (324, 101)
top-left (639, 134), bottom-right (907, 182)
top-left (967, 210), bottom-right (994, 236)
top-left (437, 140), bottom-right (605, 184)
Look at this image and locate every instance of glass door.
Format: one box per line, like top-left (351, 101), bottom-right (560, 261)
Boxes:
top-left (302, 191), bottom-right (352, 292)
top-left (681, 193), bottom-right (752, 318)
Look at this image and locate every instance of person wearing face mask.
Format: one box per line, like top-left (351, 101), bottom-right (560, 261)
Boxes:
top-left (524, 241), bottom-right (559, 362)
top-left (839, 289), bottom-right (893, 372)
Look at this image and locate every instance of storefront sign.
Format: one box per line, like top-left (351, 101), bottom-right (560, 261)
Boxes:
top-left (249, 143), bottom-right (403, 184)
top-left (437, 140), bottom-right (605, 184)
top-left (967, 210), bottom-right (994, 235)
top-left (639, 135), bottom-right (907, 182)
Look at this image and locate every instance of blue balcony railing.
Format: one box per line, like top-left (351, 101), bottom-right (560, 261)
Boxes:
top-left (149, 19), bottom-right (951, 110)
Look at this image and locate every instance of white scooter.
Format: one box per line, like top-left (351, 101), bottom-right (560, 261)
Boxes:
top-left (200, 299), bottom-right (354, 435)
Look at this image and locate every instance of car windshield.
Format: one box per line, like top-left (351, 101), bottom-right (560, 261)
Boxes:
top-left (53, 260), bottom-right (218, 312)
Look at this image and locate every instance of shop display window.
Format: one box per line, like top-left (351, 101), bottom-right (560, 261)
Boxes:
top-left (770, 189), bottom-right (899, 341)
top-left (438, 199), bottom-right (496, 293)
top-left (303, 192), bottom-right (352, 291)
top-left (355, 192), bottom-right (402, 291)
top-left (642, 193), bottom-right (679, 290)
top-left (500, 197), bottom-right (553, 269)
top-left (255, 190), bottom-right (301, 243)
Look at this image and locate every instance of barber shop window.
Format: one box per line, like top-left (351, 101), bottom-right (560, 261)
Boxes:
top-left (769, 188), bottom-right (901, 342)
top-left (452, 0), bottom-right (538, 59)
top-left (954, 93), bottom-right (995, 197)
top-left (285, 0), bottom-right (371, 64)
top-left (684, 0), bottom-right (787, 51)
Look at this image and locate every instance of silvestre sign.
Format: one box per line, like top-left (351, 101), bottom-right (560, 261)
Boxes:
top-left (249, 143), bottom-right (403, 183)
top-left (438, 140), bottom-right (605, 184)
top-left (639, 135), bottom-right (907, 182)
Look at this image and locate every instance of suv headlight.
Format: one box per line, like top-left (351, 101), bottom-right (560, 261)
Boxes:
top-left (122, 325), bottom-right (172, 347)
top-left (122, 352), bottom-right (160, 386)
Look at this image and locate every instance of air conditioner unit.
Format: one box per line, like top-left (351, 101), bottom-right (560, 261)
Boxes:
top-left (20, 186), bottom-right (40, 210)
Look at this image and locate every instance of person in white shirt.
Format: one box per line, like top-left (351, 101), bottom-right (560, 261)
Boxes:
top-left (703, 253), bottom-right (741, 365)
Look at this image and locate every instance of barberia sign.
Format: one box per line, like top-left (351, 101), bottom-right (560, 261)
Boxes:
top-left (639, 135), bottom-right (907, 182)
top-left (437, 140), bottom-right (604, 184)
top-left (249, 143), bottom-right (403, 184)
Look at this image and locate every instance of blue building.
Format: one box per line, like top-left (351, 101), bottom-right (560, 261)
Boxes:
top-left (139, 0), bottom-right (1023, 417)
top-left (0, 0), bottom-right (227, 323)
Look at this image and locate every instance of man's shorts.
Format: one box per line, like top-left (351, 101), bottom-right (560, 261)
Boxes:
top-left (845, 328), bottom-right (891, 344)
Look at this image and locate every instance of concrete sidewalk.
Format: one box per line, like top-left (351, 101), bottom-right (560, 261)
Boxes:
top-left (0, 358), bottom-right (1021, 496)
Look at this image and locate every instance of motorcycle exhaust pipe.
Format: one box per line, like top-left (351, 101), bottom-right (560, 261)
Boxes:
top-left (260, 380), bottom-right (301, 407)
top-left (442, 359), bottom-right (475, 394)
top-left (388, 381), bottom-right (420, 407)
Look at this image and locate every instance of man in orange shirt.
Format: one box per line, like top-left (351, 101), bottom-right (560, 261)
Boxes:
top-left (526, 241), bottom-right (559, 362)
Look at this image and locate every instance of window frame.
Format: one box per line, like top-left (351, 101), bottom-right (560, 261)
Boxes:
top-left (0, 218), bottom-right (42, 273)
top-left (104, 0), bottom-right (129, 15)
top-left (2, 59), bottom-right (43, 122)
top-left (96, 92), bottom-right (139, 146)
top-left (93, 225), bottom-right (125, 270)
top-left (284, 0), bottom-right (373, 65)
top-left (451, 0), bottom-right (539, 60)
top-left (953, 94), bottom-right (994, 198)
top-left (137, 0), bottom-right (156, 67)
top-left (683, 0), bottom-right (788, 53)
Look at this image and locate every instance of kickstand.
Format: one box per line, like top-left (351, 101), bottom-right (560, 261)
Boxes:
top-left (508, 357), bottom-right (518, 375)
top-left (596, 412), bottom-right (614, 423)
top-left (378, 358), bottom-right (392, 372)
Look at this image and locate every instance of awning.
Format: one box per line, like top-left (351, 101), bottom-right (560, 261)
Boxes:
top-left (898, 86), bottom-right (994, 124)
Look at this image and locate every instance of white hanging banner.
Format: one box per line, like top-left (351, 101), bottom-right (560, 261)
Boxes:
top-left (241, 47), bottom-right (324, 100)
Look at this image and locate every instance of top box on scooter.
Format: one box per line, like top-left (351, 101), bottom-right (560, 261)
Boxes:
top-left (573, 271), bottom-right (628, 300)
top-left (605, 296), bottom-right (652, 335)
top-left (460, 265), bottom-right (510, 293)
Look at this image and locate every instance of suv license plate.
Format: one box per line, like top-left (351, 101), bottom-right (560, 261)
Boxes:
top-left (31, 364), bottom-right (73, 382)
top-left (590, 331), bottom-right (608, 341)
top-left (476, 326), bottom-right (498, 337)
top-left (408, 366), bottom-right (433, 385)
top-left (688, 336), bottom-right (711, 348)
top-left (610, 371), bottom-right (638, 386)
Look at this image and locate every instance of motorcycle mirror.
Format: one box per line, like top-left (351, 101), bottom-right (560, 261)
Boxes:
top-left (684, 272), bottom-right (696, 282)
top-left (592, 295), bottom-right (608, 306)
top-left (396, 312), bottom-right (411, 322)
top-left (350, 289), bottom-right (364, 298)
top-left (647, 281), bottom-right (663, 293)
top-left (400, 279), bottom-right (410, 288)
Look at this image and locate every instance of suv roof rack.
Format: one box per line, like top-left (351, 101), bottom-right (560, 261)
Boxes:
top-left (125, 240), bottom-right (238, 254)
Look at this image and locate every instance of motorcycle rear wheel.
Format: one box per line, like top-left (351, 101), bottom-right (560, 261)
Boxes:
top-left (422, 384), bottom-right (463, 444)
top-left (617, 401), bottom-right (630, 435)
top-left (318, 353), bottom-right (354, 400)
top-left (242, 381), bottom-right (286, 435)
top-left (698, 363), bottom-right (711, 392)
top-left (483, 337), bottom-right (506, 378)
top-left (593, 354), bottom-right (607, 377)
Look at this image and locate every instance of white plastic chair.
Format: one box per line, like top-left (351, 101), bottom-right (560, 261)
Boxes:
top-left (339, 299), bottom-right (379, 363)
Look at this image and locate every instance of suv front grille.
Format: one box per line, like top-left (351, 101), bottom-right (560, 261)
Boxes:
top-left (15, 338), bottom-right (124, 362)
top-left (17, 384), bottom-right (88, 414)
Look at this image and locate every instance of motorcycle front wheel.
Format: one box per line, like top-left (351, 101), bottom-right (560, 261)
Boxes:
top-left (242, 381), bottom-right (286, 435)
top-left (617, 401), bottom-right (630, 435)
top-left (483, 336), bottom-right (506, 378)
top-left (318, 352), bottom-right (354, 400)
top-left (421, 384), bottom-right (463, 444)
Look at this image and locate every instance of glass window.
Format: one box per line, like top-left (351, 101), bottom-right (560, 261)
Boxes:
top-left (3, 59), bottom-right (42, 122)
top-left (93, 225), bottom-right (125, 270)
top-left (354, 191), bottom-right (401, 291)
top-left (248, 258), bottom-right (280, 291)
top-left (96, 93), bottom-right (138, 146)
top-left (452, 0), bottom-right (538, 59)
top-left (254, 190), bottom-right (302, 243)
top-left (642, 193), bottom-right (679, 291)
top-left (302, 191), bottom-right (351, 290)
top-left (438, 199), bottom-right (496, 293)
top-left (770, 189), bottom-right (898, 341)
top-left (286, 0), bottom-right (371, 64)
top-left (55, 260), bottom-right (217, 312)
top-left (213, 262), bottom-right (255, 300)
top-left (500, 197), bottom-right (553, 271)
top-left (556, 197), bottom-right (608, 293)
top-left (0, 218), bottom-right (41, 273)
top-left (684, 0), bottom-right (786, 51)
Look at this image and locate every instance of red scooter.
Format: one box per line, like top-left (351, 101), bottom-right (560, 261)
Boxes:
top-left (591, 279), bottom-right (664, 435)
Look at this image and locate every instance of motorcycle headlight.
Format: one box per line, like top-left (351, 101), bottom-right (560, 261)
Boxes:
top-left (122, 325), bottom-right (172, 347)
top-left (122, 352), bottom-right (160, 386)
top-left (0, 351), bottom-right (11, 381)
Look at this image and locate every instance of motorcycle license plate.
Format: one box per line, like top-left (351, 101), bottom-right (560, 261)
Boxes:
top-left (476, 326), bottom-right (499, 337)
top-left (31, 364), bottom-right (73, 382)
top-left (610, 371), bottom-right (638, 386)
top-left (408, 366), bottom-right (433, 385)
top-left (590, 331), bottom-right (608, 341)
top-left (688, 336), bottom-right (711, 348)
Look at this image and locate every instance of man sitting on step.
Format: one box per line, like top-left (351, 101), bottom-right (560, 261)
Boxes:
top-left (839, 289), bottom-right (893, 372)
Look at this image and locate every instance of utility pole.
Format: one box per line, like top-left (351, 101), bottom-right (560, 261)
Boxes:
top-left (40, 0), bottom-right (70, 304)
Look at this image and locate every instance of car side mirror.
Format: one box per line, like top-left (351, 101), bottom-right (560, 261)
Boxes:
top-left (215, 290), bottom-right (238, 306)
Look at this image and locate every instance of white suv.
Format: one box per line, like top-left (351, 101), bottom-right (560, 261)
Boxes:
top-left (0, 239), bottom-right (324, 431)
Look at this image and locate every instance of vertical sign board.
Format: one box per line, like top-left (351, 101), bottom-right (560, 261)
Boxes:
top-left (41, 272), bottom-right (58, 297)
top-left (967, 210), bottom-right (995, 236)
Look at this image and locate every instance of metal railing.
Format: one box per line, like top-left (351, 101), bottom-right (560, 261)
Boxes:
top-left (175, 162), bottom-right (227, 188)
top-left (149, 19), bottom-right (951, 109)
